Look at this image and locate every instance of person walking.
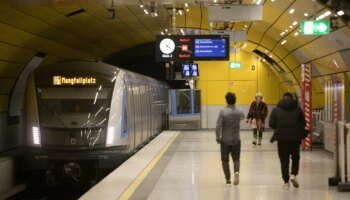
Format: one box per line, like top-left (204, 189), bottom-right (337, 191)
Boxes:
top-left (269, 92), bottom-right (306, 190)
top-left (216, 92), bottom-right (245, 186)
top-left (247, 92), bottom-right (268, 145)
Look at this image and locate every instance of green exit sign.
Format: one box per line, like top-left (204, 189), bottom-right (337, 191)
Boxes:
top-left (230, 62), bottom-right (242, 69)
top-left (301, 20), bottom-right (330, 35)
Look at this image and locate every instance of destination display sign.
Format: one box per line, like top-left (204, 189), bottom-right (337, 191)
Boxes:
top-left (53, 76), bottom-right (97, 85)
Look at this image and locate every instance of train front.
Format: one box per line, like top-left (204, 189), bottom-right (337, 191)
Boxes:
top-left (25, 61), bottom-right (127, 183)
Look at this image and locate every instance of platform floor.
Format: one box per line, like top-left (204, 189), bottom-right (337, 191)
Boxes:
top-left (82, 131), bottom-right (350, 200)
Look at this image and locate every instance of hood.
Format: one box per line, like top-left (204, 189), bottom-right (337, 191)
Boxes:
top-left (277, 98), bottom-right (299, 110)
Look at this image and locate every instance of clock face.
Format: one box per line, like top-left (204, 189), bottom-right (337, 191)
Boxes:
top-left (159, 38), bottom-right (175, 54)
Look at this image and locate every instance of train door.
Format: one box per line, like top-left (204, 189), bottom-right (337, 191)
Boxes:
top-left (140, 81), bottom-right (148, 142)
top-left (132, 80), bottom-right (142, 147)
top-left (124, 77), bottom-right (135, 150)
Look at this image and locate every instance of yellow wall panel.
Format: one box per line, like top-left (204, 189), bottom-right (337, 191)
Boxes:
top-left (229, 81), bottom-right (257, 105)
top-left (257, 63), bottom-right (283, 104)
top-left (0, 78), bottom-right (15, 94)
top-left (197, 80), bottom-right (207, 105)
top-left (206, 81), bottom-right (229, 105)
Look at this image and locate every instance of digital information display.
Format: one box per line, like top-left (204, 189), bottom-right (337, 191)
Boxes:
top-left (194, 39), bottom-right (227, 58)
top-left (182, 63), bottom-right (199, 77)
top-left (156, 35), bottom-right (229, 62)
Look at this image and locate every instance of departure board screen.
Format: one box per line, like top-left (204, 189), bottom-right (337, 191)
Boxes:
top-left (194, 39), bottom-right (227, 58)
top-left (156, 35), bottom-right (229, 62)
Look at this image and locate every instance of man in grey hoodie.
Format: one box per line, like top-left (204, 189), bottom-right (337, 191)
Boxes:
top-left (216, 92), bottom-right (245, 186)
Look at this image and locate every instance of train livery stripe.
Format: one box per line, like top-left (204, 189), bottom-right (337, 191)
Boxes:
top-left (118, 131), bottom-right (180, 200)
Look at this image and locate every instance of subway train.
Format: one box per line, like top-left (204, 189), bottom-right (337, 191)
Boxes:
top-left (24, 61), bottom-right (168, 183)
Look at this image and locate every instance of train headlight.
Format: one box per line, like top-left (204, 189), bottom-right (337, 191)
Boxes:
top-left (32, 126), bottom-right (41, 145)
top-left (106, 127), bottom-right (115, 145)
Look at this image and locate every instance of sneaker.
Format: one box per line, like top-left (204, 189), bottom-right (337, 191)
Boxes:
top-left (234, 173), bottom-right (239, 185)
top-left (283, 182), bottom-right (290, 190)
top-left (290, 175), bottom-right (299, 188)
top-left (226, 180), bottom-right (231, 186)
top-left (252, 141), bottom-right (257, 145)
top-left (257, 142), bottom-right (261, 146)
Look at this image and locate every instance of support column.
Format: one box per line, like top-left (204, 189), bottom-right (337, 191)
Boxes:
top-left (301, 64), bottom-right (312, 150)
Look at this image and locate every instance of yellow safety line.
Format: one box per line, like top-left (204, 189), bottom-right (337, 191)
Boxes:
top-left (118, 131), bottom-right (180, 200)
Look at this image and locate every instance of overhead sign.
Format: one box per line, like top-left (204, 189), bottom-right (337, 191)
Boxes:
top-left (156, 35), bottom-right (229, 62)
top-left (301, 20), bottom-right (330, 35)
top-left (53, 76), bottom-right (97, 85)
top-left (230, 62), bottom-right (242, 69)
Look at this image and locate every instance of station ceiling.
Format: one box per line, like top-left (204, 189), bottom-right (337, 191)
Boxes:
top-left (0, 0), bottom-right (349, 111)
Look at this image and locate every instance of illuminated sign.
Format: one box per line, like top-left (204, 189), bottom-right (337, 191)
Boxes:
top-left (53, 76), bottom-right (96, 85)
top-left (301, 20), bottom-right (330, 35)
top-left (156, 35), bottom-right (229, 62)
top-left (230, 62), bottom-right (242, 69)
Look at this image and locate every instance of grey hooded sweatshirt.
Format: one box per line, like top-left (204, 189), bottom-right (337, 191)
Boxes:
top-left (216, 105), bottom-right (245, 145)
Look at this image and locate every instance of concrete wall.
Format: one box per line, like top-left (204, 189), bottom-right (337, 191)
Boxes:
top-left (0, 112), bottom-right (23, 152)
top-left (0, 157), bottom-right (14, 194)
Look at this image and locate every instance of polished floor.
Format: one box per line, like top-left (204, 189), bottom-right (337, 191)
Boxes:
top-left (134, 131), bottom-right (349, 200)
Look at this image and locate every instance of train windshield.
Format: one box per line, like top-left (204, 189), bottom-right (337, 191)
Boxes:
top-left (36, 87), bottom-right (112, 129)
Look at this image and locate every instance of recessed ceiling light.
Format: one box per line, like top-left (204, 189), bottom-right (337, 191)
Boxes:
top-left (324, 11), bottom-right (331, 17)
top-left (280, 31), bottom-right (285, 36)
top-left (256, 0), bottom-right (262, 4)
top-left (292, 21), bottom-right (298, 26)
top-left (179, 10), bottom-right (183, 15)
top-left (185, 3), bottom-right (188, 7)
top-left (304, 13), bottom-right (308, 17)
top-left (244, 24), bottom-right (248, 28)
top-left (140, 4), bottom-right (144, 8)
top-left (168, 33), bottom-right (171, 36)
top-left (281, 40), bottom-right (287, 45)
top-left (269, 55), bottom-right (273, 58)
top-left (186, 9), bottom-right (190, 12)
top-left (294, 32), bottom-right (299, 36)
top-left (161, 32), bottom-right (164, 35)
top-left (242, 43), bottom-right (247, 49)
top-left (289, 8), bottom-right (295, 14)
top-left (337, 10), bottom-right (345, 16)
top-left (290, 25), bottom-right (293, 28)
top-left (154, 13), bottom-right (158, 17)
top-left (285, 29), bottom-right (289, 32)
top-left (144, 9), bottom-right (149, 14)
top-left (271, 0), bottom-right (275, 2)
top-left (180, 28), bottom-right (185, 35)
top-left (165, 29), bottom-right (168, 32)
top-left (214, 0), bottom-right (218, 3)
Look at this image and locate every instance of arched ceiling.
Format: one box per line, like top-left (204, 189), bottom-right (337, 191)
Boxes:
top-left (0, 0), bottom-right (349, 111)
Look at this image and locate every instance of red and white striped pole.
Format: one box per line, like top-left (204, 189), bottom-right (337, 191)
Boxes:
top-left (301, 64), bottom-right (312, 150)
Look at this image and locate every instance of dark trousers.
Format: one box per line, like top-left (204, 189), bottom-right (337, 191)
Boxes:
top-left (221, 142), bottom-right (241, 181)
top-left (277, 141), bottom-right (300, 183)
top-left (253, 129), bottom-right (263, 138)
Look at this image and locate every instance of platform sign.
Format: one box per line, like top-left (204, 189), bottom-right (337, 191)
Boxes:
top-left (301, 20), bottom-right (330, 35)
top-left (229, 62), bottom-right (242, 69)
top-left (301, 64), bottom-right (312, 150)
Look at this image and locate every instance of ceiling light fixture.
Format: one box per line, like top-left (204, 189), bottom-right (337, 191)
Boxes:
top-left (180, 28), bottom-right (185, 35)
top-left (285, 29), bottom-right (289, 32)
top-left (179, 10), bottom-right (183, 15)
top-left (337, 10), bottom-right (345, 16)
top-left (242, 43), bottom-right (247, 49)
top-left (214, 0), bottom-right (218, 3)
top-left (186, 9), bottom-right (190, 12)
top-left (280, 31), bottom-right (285, 36)
top-left (292, 21), bottom-right (298, 26)
top-left (161, 31), bottom-right (164, 35)
top-left (294, 32), bottom-right (299, 36)
top-left (256, 0), bottom-right (262, 4)
top-left (324, 11), bottom-right (331, 17)
top-left (185, 3), bottom-right (188, 7)
top-left (304, 13), bottom-right (308, 17)
top-left (289, 8), bottom-right (295, 14)
top-left (165, 29), bottom-right (168, 32)
top-left (281, 40), bottom-right (287, 45)
top-left (290, 25), bottom-right (293, 28)
top-left (140, 4), bottom-right (144, 8)
top-left (144, 9), bottom-right (149, 15)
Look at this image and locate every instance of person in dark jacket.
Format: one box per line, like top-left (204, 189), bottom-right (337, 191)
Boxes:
top-left (216, 92), bottom-right (245, 186)
top-left (269, 92), bottom-right (306, 190)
